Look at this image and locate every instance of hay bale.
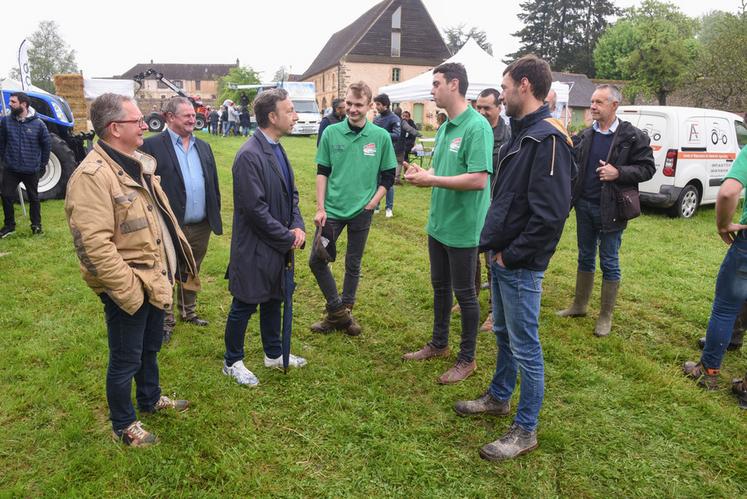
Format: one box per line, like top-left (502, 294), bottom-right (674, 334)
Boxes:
top-left (53, 74), bottom-right (90, 133)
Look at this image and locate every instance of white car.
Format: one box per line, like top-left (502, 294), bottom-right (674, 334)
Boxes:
top-left (618, 106), bottom-right (747, 218)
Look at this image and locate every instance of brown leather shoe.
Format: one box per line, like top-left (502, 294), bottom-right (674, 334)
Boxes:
top-left (402, 343), bottom-right (450, 361)
top-left (480, 313), bottom-right (494, 332)
top-left (437, 359), bottom-right (477, 384)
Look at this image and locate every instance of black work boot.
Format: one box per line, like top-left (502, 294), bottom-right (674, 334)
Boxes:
top-left (310, 303), bottom-right (352, 333)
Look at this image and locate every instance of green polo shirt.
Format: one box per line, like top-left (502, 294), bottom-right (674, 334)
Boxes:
top-left (724, 146), bottom-right (747, 224)
top-left (426, 106), bottom-right (493, 248)
top-left (316, 118), bottom-right (397, 220)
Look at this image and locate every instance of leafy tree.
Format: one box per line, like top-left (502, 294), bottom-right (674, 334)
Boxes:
top-left (443, 25), bottom-right (493, 55)
top-left (593, 0), bottom-right (698, 105)
top-left (10, 20), bottom-right (78, 93)
top-left (687, 7), bottom-right (747, 109)
top-left (273, 66), bottom-right (290, 82)
top-left (217, 66), bottom-right (261, 108)
top-left (594, 20), bottom-right (638, 80)
top-left (507, 0), bottom-right (618, 76)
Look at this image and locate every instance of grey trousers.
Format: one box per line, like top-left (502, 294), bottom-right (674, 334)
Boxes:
top-left (164, 219), bottom-right (212, 331)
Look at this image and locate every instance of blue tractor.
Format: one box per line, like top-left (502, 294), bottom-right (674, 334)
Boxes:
top-left (1, 82), bottom-right (92, 199)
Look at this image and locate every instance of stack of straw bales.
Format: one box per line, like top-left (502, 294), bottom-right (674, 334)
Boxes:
top-left (53, 73), bottom-right (89, 134)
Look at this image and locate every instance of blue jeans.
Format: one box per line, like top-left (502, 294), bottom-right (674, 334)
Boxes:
top-left (101, 294), bottom-right (163, 432)
top-left (488, 259), bottom-right (545, 432)
top-left (224, 121), bottom-right (237, 136)
top-left (575, 197), bottom-right (623, 281)
top-left (224, 297), bottom-right (282, 365)
top-left (701, 234), bottom-right (747, 368)
top-left (385, 186), bottom-right (394, 210)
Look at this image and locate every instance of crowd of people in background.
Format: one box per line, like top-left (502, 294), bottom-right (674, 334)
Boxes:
top-left (2, 52), bottom-right (746, 460)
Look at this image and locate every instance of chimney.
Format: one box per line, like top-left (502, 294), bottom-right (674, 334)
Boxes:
top-left (236, 58), bottom-right (240, 66)
top-left (150, 59), bottom-right (153, 64)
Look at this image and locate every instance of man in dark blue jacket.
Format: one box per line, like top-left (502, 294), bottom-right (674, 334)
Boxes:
top-left (0, 92), bottom-right (51, 237)
top-left (454, 55), bottom-right (573, 461)
top-left (373, 93), bottom-right (401, 217)
top-left (222, 88), bottom-right (306, 387)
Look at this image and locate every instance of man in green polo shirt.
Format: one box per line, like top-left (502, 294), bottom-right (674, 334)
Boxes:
top-left (403, 62), bottom-right (493, 384)
top-left (309, 81), bottom-right (397, 336)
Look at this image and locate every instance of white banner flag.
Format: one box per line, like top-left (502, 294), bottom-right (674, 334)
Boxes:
top-left (18, 39), bottom-right (31, 91)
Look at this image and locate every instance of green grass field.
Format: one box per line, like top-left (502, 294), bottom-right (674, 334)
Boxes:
top-left (1, 132), bottom-right (745, 497)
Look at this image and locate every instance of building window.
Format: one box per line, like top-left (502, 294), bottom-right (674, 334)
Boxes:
top-left (195, 80), bottom-right (201, 91)
top-left (391, 32), bottom-right (401, 58)
top-left (392, 6), bottom-right (401, 29)
top-left (392, 68), bottom-right (401, 82)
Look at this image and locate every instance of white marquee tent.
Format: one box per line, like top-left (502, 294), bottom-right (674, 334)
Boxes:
top-left (378, 39), bottom-right (571, 126)
top-left (379, 38), bottom-right (505, 102)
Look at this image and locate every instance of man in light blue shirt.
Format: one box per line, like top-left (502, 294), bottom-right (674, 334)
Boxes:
top-left (141, 97), bottom-right (223, 342)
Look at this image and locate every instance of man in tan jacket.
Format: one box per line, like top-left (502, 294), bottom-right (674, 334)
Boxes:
top-left (65, 93), bottom-right (198, 447)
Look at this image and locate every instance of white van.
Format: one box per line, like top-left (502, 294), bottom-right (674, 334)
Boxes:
top-left (617, 106), bottom-right (747, 218)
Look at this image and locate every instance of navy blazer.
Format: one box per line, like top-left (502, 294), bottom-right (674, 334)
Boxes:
top-left (227, 130), bottom-right (305, 304)
top-left (140, 130), bottom-right (223, 235)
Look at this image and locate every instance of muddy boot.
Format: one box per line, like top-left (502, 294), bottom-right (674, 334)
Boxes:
top-left (594, 279), bottom-right (619, 337)
top-left (683, 361), bottom-right (720, 390)
top-left (556, 271), bottom-right (595, 317)
top-left (343, 303), bottom-right (362, 336)
top-left (731, 374), bottom-right (747, 409)
top-left (310, 303), bottom-right (352, 333)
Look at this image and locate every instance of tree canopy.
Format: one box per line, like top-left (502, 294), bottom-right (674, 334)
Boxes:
top-left (11, 20), bottom-right (78, 93)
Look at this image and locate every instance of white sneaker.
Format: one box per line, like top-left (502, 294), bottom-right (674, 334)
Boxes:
top-left (223, 360), bottom-right (259, 386)
top-left (264, 353), bottom-right (308, 369)
top-left (385, 209), bottom-right (393, 218)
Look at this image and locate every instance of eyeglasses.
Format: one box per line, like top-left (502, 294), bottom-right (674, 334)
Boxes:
top-left (109, 117), bottom-right (146, 127)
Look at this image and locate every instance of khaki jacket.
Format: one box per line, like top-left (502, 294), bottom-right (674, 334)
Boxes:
top-left (65, 142), bottom-right (198, 315)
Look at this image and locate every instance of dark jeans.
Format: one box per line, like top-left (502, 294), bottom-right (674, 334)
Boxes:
top-left (428, 235), bottom-right (479, 363)
top-left (701, 233), bottom-right (747, 369)
top-left (224, 297), bottom-right (282, 365)
top-left (308, 209), bottom-right (373, 309)
top-left (575, 197), bottom-right (623, 281)
top-left (101, 294), bottom-right (163, 432)
top-left (1, 170), bottom-right (40, 228)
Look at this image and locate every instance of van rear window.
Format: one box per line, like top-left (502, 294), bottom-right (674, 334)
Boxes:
top-left (735, 121), bottom-right (747, 149)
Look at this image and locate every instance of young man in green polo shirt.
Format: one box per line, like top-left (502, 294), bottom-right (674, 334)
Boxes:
top-left (309, 81), bottom-right (397, 336)
top-left (403, 62), bottom-right (493, 384)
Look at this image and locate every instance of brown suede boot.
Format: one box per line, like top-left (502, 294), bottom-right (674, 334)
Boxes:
top-left (343, 303), bottom-right (362, 336)
top-left (556, 271), bottom-right (595, 317)
top-left (310, 304), bottom-right (352, 333)
top-left (594, 279), bottom-right (619, 337)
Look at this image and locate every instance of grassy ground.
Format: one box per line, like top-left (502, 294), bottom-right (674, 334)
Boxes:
top-left (0, 131), bottom-right (745, 497)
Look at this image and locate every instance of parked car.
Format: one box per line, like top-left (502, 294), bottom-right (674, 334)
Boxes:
top-left (618, 106), bottom-right (747, 218)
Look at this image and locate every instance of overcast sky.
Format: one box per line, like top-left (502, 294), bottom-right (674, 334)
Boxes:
top-left (1, 0), bottom-right (742, 81)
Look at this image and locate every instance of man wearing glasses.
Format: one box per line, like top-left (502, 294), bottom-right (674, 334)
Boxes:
top-left (65, 93), bottom-right (198, 447)
top-left (141, 97), bottom-right (223, 343)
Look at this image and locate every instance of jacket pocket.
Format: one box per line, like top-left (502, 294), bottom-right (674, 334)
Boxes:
top-left (480, 192), bottom-right (514, 249)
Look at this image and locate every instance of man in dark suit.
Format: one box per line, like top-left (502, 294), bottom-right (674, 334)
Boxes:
top-left (222, 88), bottom-right (306, 386)
top-left (140, 96), bottom-right (223, 342)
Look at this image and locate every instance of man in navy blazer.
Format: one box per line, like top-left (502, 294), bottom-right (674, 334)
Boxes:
top-left (222, 88), bottom-right (306, 387)
top-left (140, 97), bottom-right (223, 342)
